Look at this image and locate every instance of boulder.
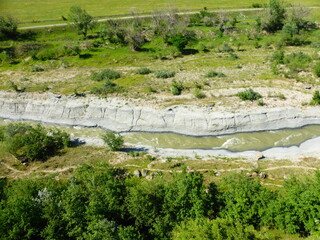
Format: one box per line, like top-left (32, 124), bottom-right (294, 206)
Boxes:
top-left (141, 169), bottom-right (148, 177)
top-left (133, 170), bottom-right (141, 177)
top-left (259, 172), bottom-right (267, 179)
top-left (256, 152), bottom-right (265, 160)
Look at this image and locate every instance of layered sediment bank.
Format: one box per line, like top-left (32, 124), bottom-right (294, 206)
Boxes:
top-left (0, 92), bottom-right (320, 136)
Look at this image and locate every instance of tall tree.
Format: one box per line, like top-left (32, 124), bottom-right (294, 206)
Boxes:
top-left (68, 6), bottom-right (95, 39)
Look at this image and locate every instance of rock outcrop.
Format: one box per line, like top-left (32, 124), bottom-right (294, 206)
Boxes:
top-left (0, 92), bottom-right (320, 136)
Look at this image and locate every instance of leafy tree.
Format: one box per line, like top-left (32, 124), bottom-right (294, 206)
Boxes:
top-left (262, 0), bottom-right (287, 32)
top-left (102, 131), bottom-right (124, 151)
top-left (61, 164), bottom-right (129, 239)
top-left (166, 33), bottom-right (191, 52)
top-left (68, 6), bottom-right (95, 39)
top-left (265, 173), bottom-right (320, 235)
top-left (0, 179), bottom-right (46, 240)
top-left (0, 15), bottom-right (18, 40)
top-left (2, 123), bottom-right (70, 162)
top-left (218, 174), bottom-right (274, 228)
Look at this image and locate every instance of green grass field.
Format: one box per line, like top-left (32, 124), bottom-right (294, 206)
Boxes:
top-left (1, 0), bottom-right (319, 24)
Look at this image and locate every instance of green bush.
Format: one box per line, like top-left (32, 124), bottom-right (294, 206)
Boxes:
top-left (0, 15), bottom-right (18, 40)
top-left (228, 52), bottom-right (239, 60)
top-left (204, 70), bottom-right (226, 78)
top-left (152, 46), bottom-right (182, 60)
top-left (171, 80), bottom-right (184, 96)
top-left (31, 65), bottom-right (45, 72)
top-left (154, 70), bottom-right (175, 79)
top-left (218, 42), bottom-right (234, 53)
top-left (34, 48), bottom-right (58, 61)
top-left (252, 3), bottom-right (264, 8)
top-left (91, 69), bottom-right (121, 81)
top-left (166, 34), bottom-right (192, 52)
top-left (0, 127), bottom-right (4, 141)
top-left (262, 0), bottom-right (286, 33)
top-left (91, 79), bottom-right (124, 95)
top-left (14, 43), bottom-right (46, 58)
top-left (0, 51), bottom-right (13, 64)
top-left (314, 62), bottom-right (320, 77)
top-left (1, 123), bottom-right (70, 162)
top-left (194, 88), bottom-right (206, 99)
top-left (63, 43), bottom-right (81, 56)
top-left (68, 6), bottom-right (95, 39)
top-left (284, 52), bottom-right (312, 72)
top-left (310, 90), bottom-right (320, 105)
top-left (237, 89), bottom-right (262, 101)
top-left (271, 50), bottom-right (285, 64)
top-left (102, 131), bottom-right (124, 151)
top-left (136, 67), bottom-right (152, 75)
top-left (281, 23), bottom-right (305, 46)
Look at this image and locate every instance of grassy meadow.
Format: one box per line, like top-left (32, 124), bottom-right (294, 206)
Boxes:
top-left (1, 0), bottom-right (320, 25)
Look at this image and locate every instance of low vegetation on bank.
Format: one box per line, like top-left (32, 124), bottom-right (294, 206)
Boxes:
top-left (0, 0), bottom-right (319, 108)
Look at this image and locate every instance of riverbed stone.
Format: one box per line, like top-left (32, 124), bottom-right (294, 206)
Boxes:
top-left (141, 169), bottom-right (148, 177)
top-left (133, 170), bottom-right (141, 177)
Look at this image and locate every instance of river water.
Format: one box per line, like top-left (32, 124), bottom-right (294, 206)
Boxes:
top-left (1, 120), bottom-right (320, 152)
top-left (124, 126), bottom-right (320, 152)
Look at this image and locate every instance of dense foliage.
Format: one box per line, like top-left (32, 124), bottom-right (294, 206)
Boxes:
top-left (0, 123), bottom-right (70, 162)
top-left (102, 131), bottom-right (124, 151)
top-left (236, 89), bottom-right (262, 101)
top-left (68, 6), bottom-right (95, 39)
top-left (0, 15), bottom-right (18, 40)
top-left (1, 165), bottom-right (320, 239)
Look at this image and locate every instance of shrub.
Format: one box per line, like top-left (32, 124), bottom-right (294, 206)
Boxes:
top-left (0, 127), bottom-right (4, 141)
top-left (314, 62), bottom-right (320, 77)
top-left (166, 33), bottom-right (192, 52)
top-left (228, 52), bottom-right (239, 60)
top-left (68, 6), bottom-right (95, 39)
top-left (125, 28), bottom-right (146, 51)
top-left (252, 3), bottom-right (264, 8)
top-left (102, 131), bottom-right (124, 151)
top-left (0, 15), bottom-right (18, 40)
top-left (171, 80), bottom-right (184, 96)
top-left (310, 91), bottom-right (320, 105)
top-left (284, 52), bottom-right (312, 72)
top-left (8, 81), bottom-right (25, 93)
top-left (204, 70), bottom-right (226, 78)
top-left (151, 46), bottom-right (182, 60)
top-left (194, 88), bottom-right (206, 99)
top-left (34, 48), bottom-right (57, 61)
top-left (154, 70), bottom-right (175, 79)
top-left (136, 67), bottom-right (152, 75)
top-left (280, 23), bottom-right (305, 46)
top-left (262, 0), bottom-right (286, 33)
top-left (61, 43), bottom-right (81, 56)
top-left (0, 51), bottom-right (12, 64)
top-left (258, 99), bottom-right (265, 106)
top-left (91, 79), bottom-right (124, 95)
top-left (1, 123), bottom-right (70, 162)
top-left (218, 42), bottom-right (234, 53)
top-left (271, 50), bottom-right (285, 64)
top-left (91, 69), bottom-right (121, 81)
top-left (31, 65), bottom-right (44, 72)
top-left (237, 89), bottom-right (262, 101)
top-left (14, 43), bottom-right (46, 58)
